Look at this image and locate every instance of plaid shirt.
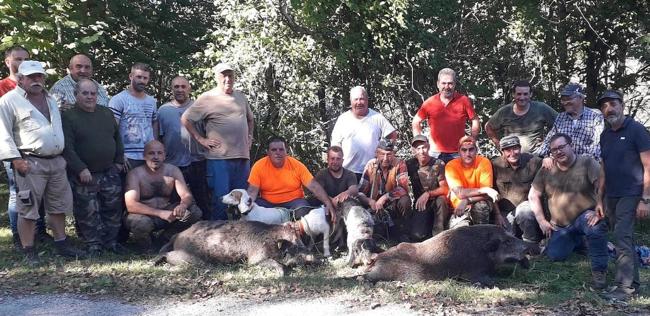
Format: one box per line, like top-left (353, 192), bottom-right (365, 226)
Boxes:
top-left (359, 158), bottom-right (409, 201)
top-left (50, 75), bottom-right (110, 108)
top-left (537, 106), bottom-right (604, 158)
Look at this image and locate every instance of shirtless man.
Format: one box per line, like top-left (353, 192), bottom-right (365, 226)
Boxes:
top-left (124, 140), bottom-right (202, 252)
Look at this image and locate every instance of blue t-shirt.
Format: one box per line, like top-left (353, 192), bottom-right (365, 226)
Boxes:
top-left (158, 101), bottom-right (204, 167)
top-left (108, 90), bottom-right (157, 160)
top-left (600, 117), bottom-right (650, 197)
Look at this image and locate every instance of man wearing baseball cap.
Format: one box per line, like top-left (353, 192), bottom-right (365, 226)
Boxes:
top-left (181, 62), bottom-right (255, 220)
top-left (0, 60), bottom-right (85, 265)
top-left (405, 135), bottom-right (449, 239)
top-left (596, 90), bottom-right (650, 301)
top-left (491, 135), bottom-right (543, 238)
top-left (538, 83), bottom-right (604, 168)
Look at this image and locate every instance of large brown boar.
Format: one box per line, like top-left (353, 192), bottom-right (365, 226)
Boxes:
top-left (154, 220), bottom-right (315, 276)
top-left (363, 225), bottom-right (534, 286)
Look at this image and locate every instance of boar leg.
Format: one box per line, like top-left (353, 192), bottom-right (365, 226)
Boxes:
top-left (164, 250), bottom-right (203, 266)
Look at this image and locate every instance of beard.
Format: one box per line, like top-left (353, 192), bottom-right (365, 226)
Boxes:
top-left (132, 82), bottom-right (146, 92)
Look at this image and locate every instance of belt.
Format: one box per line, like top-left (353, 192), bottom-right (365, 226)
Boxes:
top-left (23, 153), bottom-right (59, 159)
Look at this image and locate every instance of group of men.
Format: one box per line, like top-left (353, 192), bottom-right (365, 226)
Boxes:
top-left (0, 47), bottom-right (648, 302)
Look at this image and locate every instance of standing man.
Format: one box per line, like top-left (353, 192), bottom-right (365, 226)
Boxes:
top-left (597, 90), bottom-right (650, 300)
top-left (62, 79), bottom-right (125, 255)
top-left (50, 54), bottom-right (110, 110)
top-left (0, 61), bottom-right (84, 264)
top-left (158, 76), bottom-right (210, 218)
top-left (182, 63), bottom-right (254, 220)
top-left (0, 46), bottom-right (30, 248)
top-left (358, 140), bottom-right (412, 242)
top-left (331, 86), bottom-right (397, 180)
top-left (485, 80), bottom-right (557, 153)
top-left (313, 146), bottom-right (358, 207)
top-left (445, 136), bottom-right (501, 228)
top-left (124, 140), bottom-right (202, 253)
top-left (405, 135), bottom-right (449, 239)
top-left (109, 63), bottom-right (158, 169)
top-left (524, 133), bottom-right (608, 290)
top-left (538, 83), bottom-right (604, 163)
top-left (491, 135), bottom-right (543, 237)
top-left (412, 68), bottom-right (480, 163)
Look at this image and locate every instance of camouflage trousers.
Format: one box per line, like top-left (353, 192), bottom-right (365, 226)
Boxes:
top-left (125, 203), bottom-right (202, 251)
top-left (70, 168), bottom-right (123, 248)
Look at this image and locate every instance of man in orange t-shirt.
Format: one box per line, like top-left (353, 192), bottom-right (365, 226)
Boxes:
top-left (445, 136), bottom-right (503, 228)
top-left (412, 68), bottom-right (480, 163)
top-left (247, 137), bottom-right (335, 221)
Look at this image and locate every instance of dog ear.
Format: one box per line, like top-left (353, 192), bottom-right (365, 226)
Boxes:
top-left (246, 197), bottom-right (253, 207)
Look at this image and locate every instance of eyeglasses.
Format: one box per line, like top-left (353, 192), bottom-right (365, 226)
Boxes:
top-left (550, 143), bottom-right (570, 154)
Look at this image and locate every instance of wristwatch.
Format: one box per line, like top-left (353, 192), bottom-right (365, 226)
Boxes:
top-left (642, 197), bottom-right (650, 204)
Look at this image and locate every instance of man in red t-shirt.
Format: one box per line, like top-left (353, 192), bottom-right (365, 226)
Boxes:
top-left (0, 46), bottom-right (29, 96)
top-left (412, 68), bottom-right (480, 163)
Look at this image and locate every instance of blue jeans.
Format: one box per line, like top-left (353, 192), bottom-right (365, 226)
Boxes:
top-left (3, 161), bottom-right (17, 235)
top-left (256, 197), bottom-right (309, 209)
top-left (207, 159), bottom-right (250, 220)
top-left (545, 209), bottom-right (608, 272)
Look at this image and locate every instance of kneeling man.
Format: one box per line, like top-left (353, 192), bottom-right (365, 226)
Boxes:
top-left (524, 133), bottom-right (608, 290)
top-left (124, 140), bottom-right (202, 252)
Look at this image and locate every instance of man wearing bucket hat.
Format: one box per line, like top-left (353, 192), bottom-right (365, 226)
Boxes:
top-left (491, 135), bottom-right (543, 237)
top-left (0, 60), bottom-right (85, 265)
top-left (596, 90), bottom-right (650, 301)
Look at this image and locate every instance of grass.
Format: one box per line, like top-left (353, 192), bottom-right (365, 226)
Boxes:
top-left (0, 177), bottom-right (649, 313)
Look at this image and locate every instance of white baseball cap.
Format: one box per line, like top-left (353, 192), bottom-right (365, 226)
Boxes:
top-left (18, 60), bottom-right (46, 76)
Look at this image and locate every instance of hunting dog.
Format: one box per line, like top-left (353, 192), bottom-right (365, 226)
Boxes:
top-left (339, 197), bottom-right (382, 266)
top-left (221, 189), bottom-right (332, 257)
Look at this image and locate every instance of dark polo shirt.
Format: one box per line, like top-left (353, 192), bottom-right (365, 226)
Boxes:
top-left (600, 117), bottom-right (650, 197)
top-left (491, 153), bottom-right (542, 211)
top-left (314, 167), bottom-right (358, 198)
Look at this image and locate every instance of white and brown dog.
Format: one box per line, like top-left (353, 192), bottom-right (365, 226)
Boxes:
top-left (221, 189), bottom-right (331, 257)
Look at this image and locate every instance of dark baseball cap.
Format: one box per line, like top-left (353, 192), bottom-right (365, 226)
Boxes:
top-left (410, 135), bottom-right (429, 147)
top-left (596, 90), bottom-right (623, 106)
top-left (560, 83), bottom-right (585, 97)
top-left (499, 135), bottom-right (521, 150)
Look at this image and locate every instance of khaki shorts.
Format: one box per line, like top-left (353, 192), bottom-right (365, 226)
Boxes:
top-left (14, 155), bottom-right (73, 220)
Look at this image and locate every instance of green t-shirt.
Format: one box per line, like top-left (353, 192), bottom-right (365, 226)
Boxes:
top-left (487, 101), bottom-right (557, 153)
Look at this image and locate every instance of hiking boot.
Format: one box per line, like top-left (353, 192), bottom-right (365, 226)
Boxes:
top-left (54, 239), bottom-right (86, 258)
top-left (23, 246), bottom-right (41, 267)
top-left (591, 270), bottom-right (607, 291)
top-left (12, 233), bottom-right (22, 251)
top-left (601, 286), bottom-right (636, 301)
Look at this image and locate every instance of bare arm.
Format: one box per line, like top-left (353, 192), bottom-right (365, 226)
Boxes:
top-left (528, 185), bottom-right (554, 237)
top-left (470, 117), bottom-right (481, 139)
top-left (172, 167), bottom-right (193, 209)
top-left (181, 115), bottom-right (219, 149)
top-left (411, 114), bottom-right (424, 135)
top-left (637, 151), bottom-right (650, 218)
top-left (595, 162), bottom-right (606, 218)
top-left (247, 184), bottom-right (260, 202)
top-left (484, 121), bottom-right (500, 150)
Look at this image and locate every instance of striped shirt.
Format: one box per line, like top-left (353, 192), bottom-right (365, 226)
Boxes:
top-left (50, 75), bottom-right (110, 108)
top-left (537, 106), bottom-right (604, 158)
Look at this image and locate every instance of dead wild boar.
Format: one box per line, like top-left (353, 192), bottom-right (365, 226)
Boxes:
top-left (154, 220), bottom-right (316, 276)
top-left (363, 224), bottom-right (533, 286)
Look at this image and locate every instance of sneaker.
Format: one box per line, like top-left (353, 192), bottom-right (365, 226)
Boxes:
top-left (591, 270), bottom-right (607, 291)
top-left (601, 286), bottom-right (636, 301)
top-left (23, 246), bottom-right (41, 267)
top-left (54, 239), bottom-right (86, 258)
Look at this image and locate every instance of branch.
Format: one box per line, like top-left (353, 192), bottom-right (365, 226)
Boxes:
top-left (573, 3), bottom-right (611, 49)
